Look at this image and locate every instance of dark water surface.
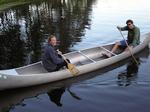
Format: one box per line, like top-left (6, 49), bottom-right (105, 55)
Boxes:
top-left (0, 0), bottom-right (150, 112)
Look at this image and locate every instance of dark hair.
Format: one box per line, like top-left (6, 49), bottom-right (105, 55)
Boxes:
top-left (48, 35), bottom-right (55, 43)
top-left (126, 19), bottom-right (133, 24)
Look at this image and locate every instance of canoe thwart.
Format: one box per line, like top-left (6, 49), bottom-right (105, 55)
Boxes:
top-left (78, 51), bottom-right (96, 63)
top-left (100, 46), bottom-right (117, 56)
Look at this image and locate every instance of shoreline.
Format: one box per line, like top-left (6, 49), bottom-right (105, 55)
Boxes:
top-left (0, 1), bottom-right (29, 12)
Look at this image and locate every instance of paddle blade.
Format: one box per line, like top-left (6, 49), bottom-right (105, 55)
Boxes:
top-left (67, 63), bottom-right (79, 76)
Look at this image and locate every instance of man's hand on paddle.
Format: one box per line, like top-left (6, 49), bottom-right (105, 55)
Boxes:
top-left (57, 49), bottom-right (63, 55)
top-left (117, 26), bottom-right (121, 31)
top-left (125, 46), bottom-right (133, 52)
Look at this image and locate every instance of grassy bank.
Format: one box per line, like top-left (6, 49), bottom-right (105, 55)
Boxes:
top-left (0, 0), bottom-right (29, 11)
top-left (0, 2), bottom-right (28, 11)
top-left (0, 0), bottom-right (27, 5)
top-left (0, 0), bottom-right (45, 11)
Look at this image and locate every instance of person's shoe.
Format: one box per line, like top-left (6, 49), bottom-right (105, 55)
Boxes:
top-left (101, 52), bottom-right (112, 58)
top-left (107, 53), bottom-right (112, 58)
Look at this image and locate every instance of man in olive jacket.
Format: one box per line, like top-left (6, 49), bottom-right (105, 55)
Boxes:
top-left (106, 19), bottom-right (140, 57)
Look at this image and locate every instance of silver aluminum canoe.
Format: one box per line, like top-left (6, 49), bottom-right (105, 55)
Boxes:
top-left (0, 33), bottom-right (150, 90)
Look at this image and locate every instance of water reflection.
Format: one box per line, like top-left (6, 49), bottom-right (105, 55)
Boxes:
top-left (0, 24), bottom-right (26, 70)
top-left (47, 87), bottom-right (65, 107)
top-left (47, 87), bottom-right (81, 107)
top-left (117, 46), bottom-right (150, 87)
top-left (117, 59), bottom-right (139, 87)
top-left (0, 0), bottom-right (96, 69)
top-left (67, 87), bottom-right (81, 100)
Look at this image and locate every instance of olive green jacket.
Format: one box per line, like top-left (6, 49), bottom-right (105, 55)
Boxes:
top-left (120, 25), bottom-right (140, 47)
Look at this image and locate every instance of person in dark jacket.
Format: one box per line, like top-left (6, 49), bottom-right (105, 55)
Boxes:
top-left (42, 35), bottom-right (68, 72)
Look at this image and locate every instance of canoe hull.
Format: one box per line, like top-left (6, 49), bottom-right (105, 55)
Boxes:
top-left (0, 33), bottom-right (150, 90)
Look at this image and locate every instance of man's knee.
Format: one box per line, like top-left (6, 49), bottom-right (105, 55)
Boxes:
top-left (115, 42), bottom-right (121, 46)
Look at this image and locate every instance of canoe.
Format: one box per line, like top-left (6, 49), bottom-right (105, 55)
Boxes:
top-left (0, 46), bottom-right (150, 110)
top-left (0, 33), bottom-right (150, 90)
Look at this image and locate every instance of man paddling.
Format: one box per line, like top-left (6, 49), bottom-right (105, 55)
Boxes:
top-left (105, 19), bottom-right (140, 57)
top-left (42, 35), bottom-right (68, 72)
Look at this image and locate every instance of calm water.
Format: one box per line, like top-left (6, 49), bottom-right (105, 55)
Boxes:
top-left (0, 0), bottom-right (150, 112)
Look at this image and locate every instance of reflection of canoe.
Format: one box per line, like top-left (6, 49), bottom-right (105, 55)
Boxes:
top-left (0, 33), bottom-right (150, 90)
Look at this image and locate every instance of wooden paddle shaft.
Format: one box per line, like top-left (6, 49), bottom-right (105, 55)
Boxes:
top-left (61, 54), bottom-right (69, 64)
top-left (57, 50), bottom-right (69, 64)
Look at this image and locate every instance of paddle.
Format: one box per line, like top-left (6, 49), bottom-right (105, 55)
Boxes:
top-left (118, 29), bottom-right (139, 65)
top-left (57, 50), bottom-right (79, 76)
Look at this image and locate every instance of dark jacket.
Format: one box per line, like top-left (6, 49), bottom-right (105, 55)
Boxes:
top-left (120, 25), bottom-right (140, 47)
top-left (42, 44), bottom-right (64, 72)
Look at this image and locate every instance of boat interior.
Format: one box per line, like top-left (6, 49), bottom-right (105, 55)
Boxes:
top-left (0, 44), bottom-right (124, 75)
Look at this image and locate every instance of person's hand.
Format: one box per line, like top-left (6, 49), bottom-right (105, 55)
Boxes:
top-left (129, 46), bottom-right (133, 51)
top-left (117, 26), bottom-right (121, 31)
top-left (125, 46), bottom-right (133, 52)
top-left (57, 49), bottom-right (62, 55)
